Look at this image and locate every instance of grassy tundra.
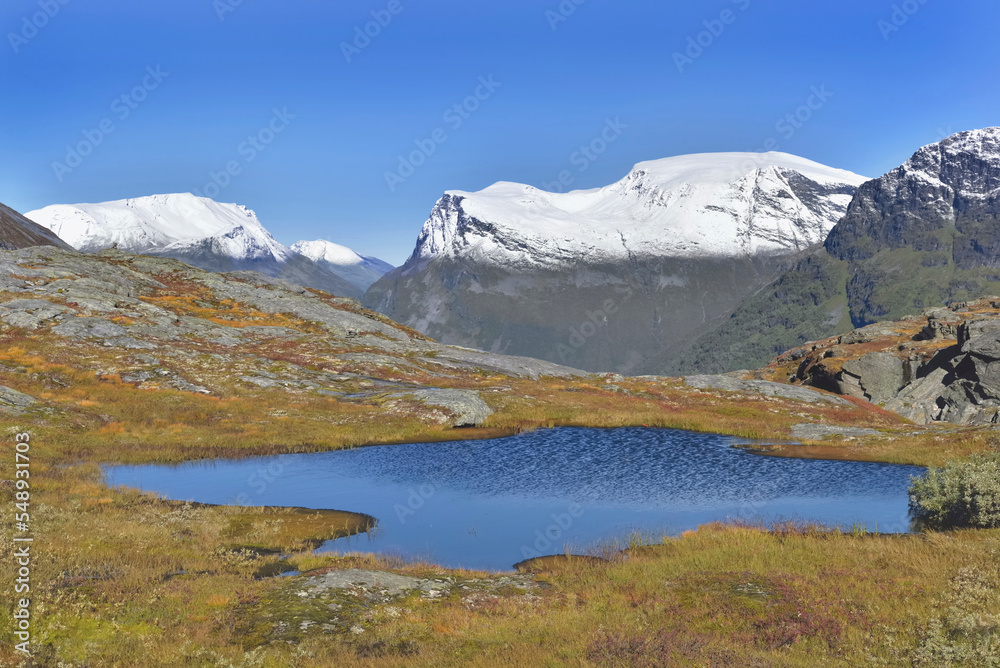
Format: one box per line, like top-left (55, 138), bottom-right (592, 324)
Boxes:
top-left (1, 249), bottom-right (999, 666)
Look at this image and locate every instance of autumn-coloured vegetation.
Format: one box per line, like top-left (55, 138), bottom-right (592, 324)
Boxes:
top-left (3, 259), bottom-right (1000, 666)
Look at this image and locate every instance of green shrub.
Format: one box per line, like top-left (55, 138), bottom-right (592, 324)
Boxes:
top-left (909, 453), bottom-right (1000, 530)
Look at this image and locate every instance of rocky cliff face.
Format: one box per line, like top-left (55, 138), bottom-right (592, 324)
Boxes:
top-left (826, 127), bottom-right (1000, 326)
top-left (670, 128), bottom-right (1000, 375)
top-left (366, 153), bottom-right (866, 375)
top-left (827, 129), bottom-right (1000, 266)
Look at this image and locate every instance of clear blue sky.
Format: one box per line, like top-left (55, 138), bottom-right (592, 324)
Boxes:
top-left (1, 0), bottom-right (997, 265)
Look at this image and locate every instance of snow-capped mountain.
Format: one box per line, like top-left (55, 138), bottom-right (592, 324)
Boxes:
top-left (366, 152), bottom-right (869, 375)
top-left (27, 193), bottom-right (288, 258)
top-left (291, 240), bottom-right (393, 293)
top-left (26, 194), bottom-right (392, 298)
top-left (412, 152), bottom-right (869, 268)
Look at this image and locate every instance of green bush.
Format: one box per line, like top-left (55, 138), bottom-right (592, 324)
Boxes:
top-left (909, 452), bottom-right (1000, 530)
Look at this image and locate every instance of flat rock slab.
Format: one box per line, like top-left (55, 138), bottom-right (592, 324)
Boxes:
top-left (51, 316), bottom-right (127, 340)
top-left (684, 375), bottom-right (851, 405)
top-left (0, 385), bottom-right (35, 411)
top-left (304, 569), bottom-right (445, 597)
top-left (302, 569), bottom-right (536, 603)
top-left (390, 388), bottom-right (494, 427)
top-left (791, 423), bottom-right (881, 440)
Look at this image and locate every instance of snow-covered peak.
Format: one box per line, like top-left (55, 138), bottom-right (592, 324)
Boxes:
top-left (896, 127), bottom-right (1000, 193)
top-left (292, 239), bottom-right (394, 292)
top-left (26, 194), bottom-right (394, 296)
top-left (292, 239), bottom-right (367, 266)
top-left (26, 193), bottom-right (292, 262)
top-left (620, 151), bottom-right (867, 192)
top-left (412, 152), bottom-right (869, 267)
top-left (913, 127), bottom-right (1000, 162)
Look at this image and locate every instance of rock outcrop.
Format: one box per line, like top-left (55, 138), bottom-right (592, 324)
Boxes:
top-left (388, 389), bottom-right (493, 428)
top-left (762, 297), bottom-right (1000, 425)
top-left (0, 385), bottom-right (36, 412)
top-left (683, 374), bottom-right (851, 406)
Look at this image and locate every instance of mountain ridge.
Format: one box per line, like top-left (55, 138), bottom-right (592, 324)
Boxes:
top-left (26, 193), bottom-right (393, 299)
top-left (409, 152), bottom-right (868, 268)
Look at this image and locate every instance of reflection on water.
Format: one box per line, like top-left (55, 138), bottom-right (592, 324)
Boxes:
top-left (104, 427), bottom-right (923, 571)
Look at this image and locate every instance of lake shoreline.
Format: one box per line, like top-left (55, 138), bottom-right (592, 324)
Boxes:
top-left (105, 426), bottom-right (923, 572)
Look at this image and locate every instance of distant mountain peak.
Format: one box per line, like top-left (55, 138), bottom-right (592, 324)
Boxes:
top-left (291, 239), bottom-right (394, 292)
top-left (26, 194), bottom-right (392, 298)
top-left (26, 193), bottom-right (284, 258)
top-left (366, 150), bottom-right (868, 376)
top-left (293, 239), bottom-right (367, 266)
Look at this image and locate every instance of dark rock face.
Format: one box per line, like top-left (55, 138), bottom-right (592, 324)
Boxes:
top-left (827, 128), bottom-right (1000, 326)
top-left (885, 345), bottom-right (1000, 426)
top-left (0, 202), bottom-right (72, 251)
top-left (827, 130), bottom-right (1000, 265)
top-left (839, 352), bottom-right (910, 404)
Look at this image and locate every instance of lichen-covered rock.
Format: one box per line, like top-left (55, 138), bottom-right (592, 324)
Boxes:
top-left (840, 352), bottom-right (908, 405)
top-left (0, 385), bottom-right (35, 412)
top-left (391, 388), bottom-right (494, 427)
top-left (0, 246), bottom-right (586, 427)
top-left (684, 375), bottom-right (850, 405)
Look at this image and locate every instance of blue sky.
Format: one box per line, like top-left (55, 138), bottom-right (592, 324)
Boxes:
top-left (1, 0), bottom-right (997, 265)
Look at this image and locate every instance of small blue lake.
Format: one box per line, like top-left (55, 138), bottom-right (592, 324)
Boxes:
top-left (104, 427), bottom-right (923, 571)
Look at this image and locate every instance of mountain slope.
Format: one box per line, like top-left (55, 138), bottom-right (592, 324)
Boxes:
top-left (365, 153), bottom-right (868, 375)
top-left (667, 127), bottom-right (1000, 375)
top-left (26, 194), bottom-right (390, 299)
top-left (0, 201), bottom-right (72, 250)
top-left (291, 239), bottom-right (393, 293)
